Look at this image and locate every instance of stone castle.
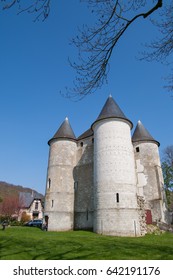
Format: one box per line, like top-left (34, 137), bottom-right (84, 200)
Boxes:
top-left (44, 96), bottom-right (168, 236)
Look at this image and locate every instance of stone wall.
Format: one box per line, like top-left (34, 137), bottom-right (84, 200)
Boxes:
top-left (44, 118), bottom-right (168, 234)
top-left (74, 136), bottom-right (94, 230)
top-left (44, 139), bottom-right (77, 231)
top-left (137, 195), bottom-right (147, 236)
top-left (133, 141), bottom-right (167, 224)
top-left (93, 119), bottom-right (141, 236)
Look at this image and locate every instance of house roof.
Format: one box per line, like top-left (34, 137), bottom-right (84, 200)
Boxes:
top-left (19, 192), bottom-right (42, 208)
top-left (48, 117), bottom-right (76, 145)
top-left (91, 95), bottom-right (133, 129)
top-left (132, 120), bottom-right (160, 146)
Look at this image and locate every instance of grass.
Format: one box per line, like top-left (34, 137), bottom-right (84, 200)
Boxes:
top-left (0, 226), bottom-right (173, 260)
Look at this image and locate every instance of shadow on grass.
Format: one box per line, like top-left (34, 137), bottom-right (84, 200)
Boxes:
top-left (0, 227), bottom-right (173, 260)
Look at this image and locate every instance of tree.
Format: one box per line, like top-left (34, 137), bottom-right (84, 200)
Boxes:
top-left (0, 196), bottom-right (18, 218)
top-left (141, 2), bottom-right (173, 92)
top-left (0, 195), bottom-right (24, 219)
top-left (162, 145), bottom-right (173, 210)
top-left (1, 0), bottom-right (172, 97)
top-left (70, 0), bottom-right (173, 97)
top-left (20, 211), bottom-right (31, 223)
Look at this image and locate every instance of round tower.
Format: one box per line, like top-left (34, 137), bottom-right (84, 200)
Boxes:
top-left (132, 120), bottom-right (168, 224)
top-left (92, 96), bottom-right (141, 236)
top-left (44, 117), bottom-right (77, 231)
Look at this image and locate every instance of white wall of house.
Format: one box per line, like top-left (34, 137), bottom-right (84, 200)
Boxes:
top-left (18, 199), bottom-right (43, 221)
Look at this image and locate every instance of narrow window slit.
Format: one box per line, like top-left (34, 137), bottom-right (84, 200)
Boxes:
top-left (48, 178), bottom-right (51, 188)
top-left (51, 200), bottom-right (54, 208)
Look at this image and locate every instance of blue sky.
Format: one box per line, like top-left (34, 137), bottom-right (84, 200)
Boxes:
top-left (0, 1), bottom-right (172, 194)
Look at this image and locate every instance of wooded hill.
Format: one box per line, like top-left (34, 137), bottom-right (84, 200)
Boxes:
top-left (0, 181), bottom-right (44, 201)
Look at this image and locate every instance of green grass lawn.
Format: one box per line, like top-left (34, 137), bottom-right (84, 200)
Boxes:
top-left (0, 226), bottom-right (173, 260)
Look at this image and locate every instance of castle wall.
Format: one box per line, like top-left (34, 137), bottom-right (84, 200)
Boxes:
top-left (133, 141), bottom-right (167, 223)
top-left (73, 136), bottom-right (94, 230)
top-left (93, 119), bottom-right (141, 236)
top-left (44, 139), bottom-right (77, 231)
top-left (44, 97), bottom-right (168, 235)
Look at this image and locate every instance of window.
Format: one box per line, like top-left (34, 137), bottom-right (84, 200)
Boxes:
top-left (35, 201), bottom-right (38, 210)
top-left (74, 181), bottom-right (78, 191)
top-left (116, 193), bottom-right (119, 203)
top-left (48, 178), bottom-right (51, 188)
top-left (51, 200), bottom-right (54, 208)
top-left (80, 142), bottom-right (83, 147)
top-left (136, 147), bottom-right (140, 153)
top-left (86, 208), bottom-right (89, 221)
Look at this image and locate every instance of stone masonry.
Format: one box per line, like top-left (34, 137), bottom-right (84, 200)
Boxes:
top-left (44, 96), bottom-right (169, 236)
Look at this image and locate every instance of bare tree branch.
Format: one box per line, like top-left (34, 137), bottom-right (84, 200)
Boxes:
top-left (2, 0), bottom-right (172, 97)
top-left (2, 0), bottom-right (18, 10)
top-left (140, 2), bottom-right (173, 91)
top-left (1, 0), bottom-right (51, 21)
top-left (68, 0), bottom-right (163, 98)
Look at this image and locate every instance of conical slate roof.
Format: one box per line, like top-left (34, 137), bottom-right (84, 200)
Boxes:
top-left (92, 95), bottom-right (133, 128)
top-left (48, 117), bottom-right (76, 145)
top-left (78, 128), bottom-right (93, 140)
top-left (132, 120), bottom-right (160, 146)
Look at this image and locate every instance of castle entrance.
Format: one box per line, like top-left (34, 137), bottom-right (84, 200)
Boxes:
top-left (146, 209), bottom-right (152, 224)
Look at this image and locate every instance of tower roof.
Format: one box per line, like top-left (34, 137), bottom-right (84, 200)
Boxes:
top-left (132, 120), bottom-right (160, 146)
top-left (48, 117), bottom-right (76, 145)
top-left (78, 128), bottom-right (93, 140)
top-left (92, 95), bottom-right (133, 128)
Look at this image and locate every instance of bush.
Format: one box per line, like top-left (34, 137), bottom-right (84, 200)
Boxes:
top-left (0, 215), bottom-right (10, 223)
top-left (10, 220), bottom-right (23, 226)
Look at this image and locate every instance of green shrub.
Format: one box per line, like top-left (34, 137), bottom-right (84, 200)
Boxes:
top-left (10, 220), bottom-right (22, 226)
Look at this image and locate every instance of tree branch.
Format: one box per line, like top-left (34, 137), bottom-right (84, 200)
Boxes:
top-left (1, 0), bottom-right (51, 21)
top-left (69, 0), bottom-right (163, 98)
top-left (143, 0), bottom-right (162, 18)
